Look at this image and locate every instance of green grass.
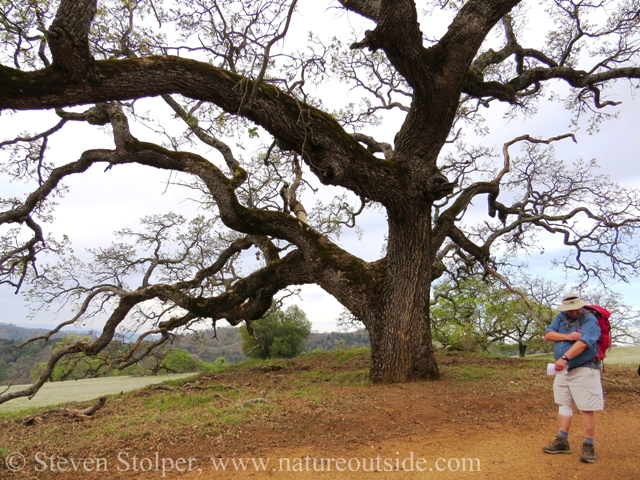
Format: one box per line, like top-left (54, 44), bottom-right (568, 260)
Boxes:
top-left (292, 387), bottom-right (323, 397)
top-left (143, 392), bottom-right (217, 411)
top-left (8, 344), bottom-right (630, 418)
top-left (606, 345), bottom-right (640, 364)
top-left (292, 387), bottom-right (324, 404)
top-left (297, 368), bottom-right (370, 385)
top-left (525, 345), bottom-right (640, 365)
top-left (330, 347), bottom-right (371, 364)
top-left (455, 364), bottom-right (497, 381)
top-left (440, 351), bottom-right (549, 385)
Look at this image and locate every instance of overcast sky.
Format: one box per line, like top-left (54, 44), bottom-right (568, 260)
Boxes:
top-left (2, 2), bottom-right (640, 333)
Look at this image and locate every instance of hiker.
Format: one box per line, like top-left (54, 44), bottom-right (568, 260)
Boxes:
top-left (542, 292), bottom-right (603, 464)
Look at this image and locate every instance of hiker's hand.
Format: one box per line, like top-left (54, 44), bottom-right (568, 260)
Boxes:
top-left (555, 358), bottom-right (568, 371)
top-left (565, 332), bottom-right (582, 341)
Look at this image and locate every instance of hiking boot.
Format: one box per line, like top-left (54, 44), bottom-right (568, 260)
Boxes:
top-left (580, 442), bottom-right (596, 463)
top-left (542, 437), bottom-right (571, 454)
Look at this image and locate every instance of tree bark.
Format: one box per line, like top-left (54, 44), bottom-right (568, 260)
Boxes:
top-left (48, 0), bottom-right (97, 80)
top-left (366, 206), bottom-right (439, 382)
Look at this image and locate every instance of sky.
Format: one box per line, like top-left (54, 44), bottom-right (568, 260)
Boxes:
top-left (1, 1), bottom-right (640, 333)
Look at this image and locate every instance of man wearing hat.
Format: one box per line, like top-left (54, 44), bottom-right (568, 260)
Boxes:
top-left (541, 292), bottom-right (603, 463)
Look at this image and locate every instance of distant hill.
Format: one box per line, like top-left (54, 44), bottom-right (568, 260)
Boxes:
top-left (306, 330), bottom-right (370, 351)
top-left (176, 327), bottom-right (246, 364)
top-left (176, 327), bottom-right (370, 364)
top-left (0, 323), bottom-right (61, 341)
top-left (0, 337), bottom-right (58, 386)
top-left (0, 323), bottom-right (371, 386)
top-left (1, 324), bottom-right (67, 384)
top-left (0, 323), bottom-right (94, 341)
top-left (0, 324), bottom-right (106, 386)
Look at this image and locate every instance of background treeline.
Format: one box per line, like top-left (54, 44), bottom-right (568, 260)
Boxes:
top-left (168, 325), bottom-right (372, 363)
top-left (429, 276), bottom-right (639, 356)
top-left (0, 323), bottom-right (371, 386)
top-left (0, 334), bottom-right (57, 386)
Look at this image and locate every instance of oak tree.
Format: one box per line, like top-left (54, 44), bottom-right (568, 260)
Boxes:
top-left (431, 276), bottom-right (554, 356)
top-left (2, 0), bottom-right (640, 405)
top-left (239, 304), bottom-right (311, 359)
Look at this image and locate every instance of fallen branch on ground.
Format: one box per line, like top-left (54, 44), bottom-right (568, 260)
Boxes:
top-left (22, 396), bottom-right (107, 426)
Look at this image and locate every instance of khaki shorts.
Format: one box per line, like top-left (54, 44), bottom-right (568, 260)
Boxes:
top-left (553, 366), bottom-right (604, 411)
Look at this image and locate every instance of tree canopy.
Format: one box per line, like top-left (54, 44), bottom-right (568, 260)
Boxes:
top-left (431, 276), bottom-right (553, 356)
top-left (2, 0), bottom-right (640, 403)
top-left (240, 304), bottom-right (312, 359)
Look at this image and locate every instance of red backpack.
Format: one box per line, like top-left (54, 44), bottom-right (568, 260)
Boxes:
top-left (584, 305), bottom-right (612, 363)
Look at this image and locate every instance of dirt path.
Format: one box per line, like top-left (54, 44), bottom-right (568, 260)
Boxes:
top-left (185, 410), bottom-right (638, 479)
top-left (174, 385), bottom-right (640, 479)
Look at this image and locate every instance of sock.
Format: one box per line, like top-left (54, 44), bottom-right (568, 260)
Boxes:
top-left (558, 430), bottom-right (569, 440)
top-left (584, 437), bottom-right (594, 445)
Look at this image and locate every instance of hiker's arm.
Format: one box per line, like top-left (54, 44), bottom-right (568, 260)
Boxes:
top-left (553, 341), bottom-right (588, 371)
top-left (544, 331), bottom-right (582, 342)
top-left (559, 340), bottom-right (588, 359)
top-left (543, 314), bottom-right (581, 342)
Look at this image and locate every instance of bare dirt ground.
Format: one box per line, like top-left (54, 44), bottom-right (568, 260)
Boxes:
top-left (2, 351), bottom-right (639, 479)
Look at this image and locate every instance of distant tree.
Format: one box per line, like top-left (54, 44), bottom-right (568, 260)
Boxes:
top-left (29, 362), bottom-right (46, 384)
top-left (44, 334), bottom-right (115, 381)
top-left (431, 276), bottom-right (554, 356)
top-left (432, 275), bottom-right (640, 356)
top-left (336, 309), bottom-right (365, 333)
top-left (28, 339), bottom-right (201, 379)
top-left (240, 305), bottom-right (311, 359)
top-left (182, 328), bottom-right (246, 364)
top-left (199, 356), bottom-right (227, 373)
top-left (159, 348), bottom-right (200, 373)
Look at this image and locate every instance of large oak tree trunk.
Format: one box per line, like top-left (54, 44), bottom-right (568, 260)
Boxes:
top-left (366, 207), bottom-right (440, 383)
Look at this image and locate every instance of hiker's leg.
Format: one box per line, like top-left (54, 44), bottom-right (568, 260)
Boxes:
top-left (572, 368), bottom-right (604, 419)
top-left (580, 410), bottom-right (595, 438)
top-left (558, 405), bottom-right (573, 433)
top-left (554, 373), bottom-right (574, 434)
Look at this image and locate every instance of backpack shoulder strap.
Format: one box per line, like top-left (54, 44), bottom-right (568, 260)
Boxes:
top-left (575, 310), bottom-right (589, 327)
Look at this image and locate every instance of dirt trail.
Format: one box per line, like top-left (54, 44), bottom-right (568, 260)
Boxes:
top-left (175, 386), bottom-right (640, 479)
top-left (184, 411), bottom-right (639, 479)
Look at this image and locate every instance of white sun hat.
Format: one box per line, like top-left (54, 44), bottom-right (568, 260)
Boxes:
top-left (557, 292), bottom-right (588, 312)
